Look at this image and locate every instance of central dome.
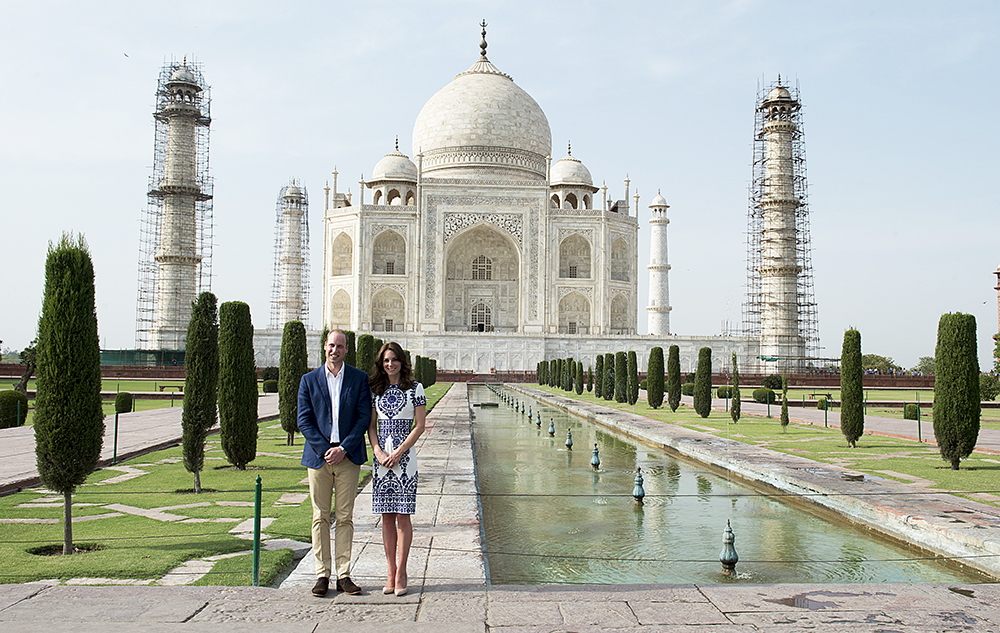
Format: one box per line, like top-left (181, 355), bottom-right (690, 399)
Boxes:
top-left (412, 55), bottom-right (551, 180)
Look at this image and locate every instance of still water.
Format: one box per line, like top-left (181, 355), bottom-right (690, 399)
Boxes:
top-left (471, 385), bottom-right (988, 585)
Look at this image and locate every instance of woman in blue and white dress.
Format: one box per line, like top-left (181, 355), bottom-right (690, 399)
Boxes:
top-left (367, 341), bottom-right (426, 596)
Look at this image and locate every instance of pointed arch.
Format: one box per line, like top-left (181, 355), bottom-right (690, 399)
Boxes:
top-left (558, 291), bottom-right (590, 335)
top-left (559, 234), bottom-right (591, 279)
top-left (372, 288), bottom-right (405, 332)
top-left (332, 289), bottom-right (351, 328)
top-left (611, 294), bottom-right (629, 332)
top-left (372, 229), bottom-right (405, 275)
top-left (610, 237), bottom-right (630, 281)
top-left (332, 232), bottom-right (353, 276)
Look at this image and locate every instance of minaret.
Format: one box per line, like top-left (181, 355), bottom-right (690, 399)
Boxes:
top-left (270, 181), bottom-right (310, 329)
top-left (756, 81), bottom-right (807, 371)
top-left (138, 59), bottom-right (213, 350)
top-left (646, 191), bottom-right (672, 335)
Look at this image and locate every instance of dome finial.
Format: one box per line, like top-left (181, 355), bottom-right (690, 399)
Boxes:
top-left (480, 19), bottom-right (488, 59)
top-left (395, 136), bottom-right (399, 152)
top-left (567, 141), bottom-right (572, 156)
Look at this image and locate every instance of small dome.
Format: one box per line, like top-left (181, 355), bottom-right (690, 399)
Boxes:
top-left (169, 66), bottom-right (199, 86)
top-left (650, 192), bottom-right (668, 207)
top-left (550, 153), bottom-right (593, 187)
top-left (371, 149), bottom-right (417, 183)
top-left (283, 184), bottom-right (303, 199)
top-left (767, 86), bottom-right (792, 101)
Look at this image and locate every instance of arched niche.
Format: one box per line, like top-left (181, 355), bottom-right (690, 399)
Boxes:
top-left (387, 189), bottom-right (402, 205)
top-left (559, 234), bottom-right (591, 279)
top-left (610, 237), bottom-right (630, 281)
top-left (372, 230), bottom-right (405, 275)
top-left (558, 291), bottom-right (590, 335)
top-left (610, 294), bottom-right (629, 332)
top-left (332, 232), bottom-right (353, 276)
top-left (550, 194), bottom-right (560, 209)
top-left (332, 289), bottom-right (351, 328)
top-left (372, 288), bottom-right (404, 332)
top-left (443, 224), bottom-right (520, 332)
top-left (565, 193), bottom-right (578, 210)
top-left (372, 190), bottom-right (383, 205)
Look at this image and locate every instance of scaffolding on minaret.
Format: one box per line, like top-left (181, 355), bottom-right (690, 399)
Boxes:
top-left (742, 78), bottom-right (820, 372)
top-left (135, 59), bottom-right (213, 350)
top-left (269, 181), bottom-right (310, 330)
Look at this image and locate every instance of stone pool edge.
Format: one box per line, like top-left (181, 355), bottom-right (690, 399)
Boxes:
top-left (508, 384), bottom-right (1000, 581)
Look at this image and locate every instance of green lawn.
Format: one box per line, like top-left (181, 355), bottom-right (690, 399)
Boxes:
top-left (0, 382), bottom-right (451, 586)
top-left (532, 384), bottom-right (1000, 507)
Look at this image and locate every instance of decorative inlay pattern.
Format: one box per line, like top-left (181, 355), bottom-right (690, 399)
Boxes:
top-left (557, 227), bottom-right (595, 243)
top-left (371, 224), bottom-right (408, 238)
top-left (371, 283), bottom-right (406, 295)
top-left (444, 213), bottom-right (522, 244)
top-left (558, 286), bottom-right (593, 301)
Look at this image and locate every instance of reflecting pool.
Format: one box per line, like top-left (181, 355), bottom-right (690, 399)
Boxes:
top-left (471, 385), bottom-right (989, 585)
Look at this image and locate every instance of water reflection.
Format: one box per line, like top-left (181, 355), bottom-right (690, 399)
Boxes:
top-left (472, 385), bottom-right (987, 585)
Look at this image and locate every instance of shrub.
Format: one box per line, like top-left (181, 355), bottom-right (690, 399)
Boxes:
top-left (980, 373), bottom-right (1000, 401)
top-left (717, 385), bottom-right (732, 398)
top-left (682, 382), bottom-right (695, 396)
top-left (357, 334), bottom-right (376, 374)
top-left (587, 366), bottom-right (593, 392)
top-left (576, 360), bottom-right (584, 395)
top-left (594, 356), bottom-right (604, 399)
top-left (904, 403), bottom-right (919, 420)
top-left (693, 347), bottom-right (712, 418)
top-left (319, 326), bottom-right (330, 365)
top-left (603, 353), bottom-right (615, 401)
top-left (762, 374), bottom-right (783, 390)
top-left (667, 345), bottom-right (681, 412)
top-left (780, 373), bottom-right (789, 431)
top-left (753, 388), bottom-right (776, 404)
top-left (344, 330), bottom-right (356, 368)
top-left (279, 320), bottom-right (308, 445)
top-left (0, 390), bottom-right (29, 428)
top-left (933, 312), bottom-right (980, 470)
top-left (260, 366), bottom-right (279, 382)
top-left (647, 346), bottom-right (664, 409)
top-left (731, 352), bottom-right (741, 423)
top-left (840, 329), bottom-right (864, 447)
top-left (615, 351), bottom-right (627, 403)
top-left (640, 378), bottom-right (648, 390)
top-left (816, 396), bottom-right (827, 410)
top-left (262, 379), bottom-right (278, 393)
top-left (627, 351), bottom-right (639, 405)
top-left (114, 392), bottom-right (133, 414)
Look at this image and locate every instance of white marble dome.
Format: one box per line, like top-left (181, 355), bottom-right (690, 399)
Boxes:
top-left (650, 192), bottom-right (668, 207)
top-left (283, 184), bottom-right (303, 199)
top-left (412, 56), bottom-right (551, 178)
top-left (767, 86), bottom-right (792, 101)
top-left (372, 149), bottom-right (417, 182)
top-left (169, 66), bottom-right (198, 86)
top-left (550, 153), bottom-right (593, 187)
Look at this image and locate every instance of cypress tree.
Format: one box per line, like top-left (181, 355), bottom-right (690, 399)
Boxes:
top-left (279, 320), bottom-right (308, 446)
top-left (414, 355), bottom-right (423, 385)
top-left (576, 360), bottom-right (585, 395)
top-left (647, 347), bottom-right (664, 409)
top-left (693, 347), bottom-right (712, 418)
top-left (780, 372), bottom-right (790, 432)
top-left (667, 345), bottom-right (681, 412)
top-left (603, 352), bottom-right (615, 401)
top-left (562, 357), bottom-right (570, 391)
top-left (593, 357), bottom-right (599, 395)
top-left (373, 337), bottom-right (384, 357)
top-left (933, 313), bottom-right (981, 470)
top-left (345, 330), bottom-right (356, 368)
top-left (33, 234), bottom-right (104, 555)
top-left (427, 358), bottom-right (437, 387)
top-left (840, 329), bottom-right (864, 447)
top-left (627, 351), bottom-right (639, 405)
top-left (319, 325), bottom-right (330, 367)
top-left (615, 351), bottom-right (627, 403)
top-left (730, 352), bottom-right (741, 423)
top-left (218, 301), bottom-right (258, 470)
top-left (182, 291), bottom-right (219, 493)
top-left (586, 365), bottom-right (593, 392)
top-left (357, 334), bottom-right (376, 374)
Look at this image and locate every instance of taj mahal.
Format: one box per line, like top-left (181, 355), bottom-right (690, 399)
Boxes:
top-left (252, 27), bottom-right (758, 373)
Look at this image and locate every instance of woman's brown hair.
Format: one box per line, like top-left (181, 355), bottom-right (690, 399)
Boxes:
top-left (368, 341), bottom-right (415, 396)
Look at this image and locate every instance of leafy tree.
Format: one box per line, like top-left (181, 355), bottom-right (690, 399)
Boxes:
top-left (319, 325), bottom-right (330, 366)
top-left (182, 291), bottom-right (219, 493)
top-left (33, 234), bottom-right (104, 554)
top-left (627, 351), bottom-right (638, 405)
top-left (279, 320), bottom-right (308, 446)
top-left (780, 372), bottom-right (789, 432)
top-left (576, 360), bottom-right (584, 395)
top-left (933, 313), bottom-right (980, 470)
top-left (667, 345), bottom-right (681, 412)
top-left (357, 334), bottom-right (376, 374)
top-left (344, 330), bottom-right (356, 368)
top-left (218, 301), bottom-right (258, 470)
top-left (614, 351), bottom-right (627, 402)
top-left (841, 329), bottom-right (864, 448)
top-left (693, 347), bottom-right (712, 418)
top-left (979, 373), bottom-right (1000, 401)
top-left (911, 356), bottom-right (935, 375)
top-left (862, 353), bottom-right (902, 374)
top-left (730, 352), bottom-right (741, 423)
top-left (647, 347), bottom-right (664, 409)
top-left (594, 355), bottom-right (604, 398)
top-left (14, 338), bottom-right (37, 396)
top-left (603, 353), bottom-right (615, 401)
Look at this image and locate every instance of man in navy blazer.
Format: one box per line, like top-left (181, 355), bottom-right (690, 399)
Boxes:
top-left (298, 329), bottom-right (372, 597)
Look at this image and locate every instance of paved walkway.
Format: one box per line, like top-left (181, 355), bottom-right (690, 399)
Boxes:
top-left (1, 385), bottom-right (999, 631)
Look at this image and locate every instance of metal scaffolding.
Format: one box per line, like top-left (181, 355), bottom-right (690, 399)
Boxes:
top-left (269, 181), bottom-right (310, 330)
top-left (135, 59), bottom-right (213, 350)
top-left (742, 78), bottom-right (820, 372)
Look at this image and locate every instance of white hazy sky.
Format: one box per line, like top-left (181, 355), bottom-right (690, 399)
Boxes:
top-left (1, 1), bottom-right (997, 370)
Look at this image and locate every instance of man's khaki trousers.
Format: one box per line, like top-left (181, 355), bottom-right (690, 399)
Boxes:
top-left (308, 458), bottom-right (361, 579)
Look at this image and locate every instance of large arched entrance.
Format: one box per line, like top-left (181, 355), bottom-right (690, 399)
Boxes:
top-left (444, 225), bottom-right (520, 332)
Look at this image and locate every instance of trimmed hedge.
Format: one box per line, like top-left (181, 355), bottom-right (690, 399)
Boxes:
top-left (816, 396), bottom-right (827, 410)
top-left (260, 366), bottom-right (279, 382)
top-left (716, 385), bottom-right (732, 398)
top-left (115, 392), bottom-right (134, 414)
top-left (762, 374), bottom-right (783, 390)
top-left (681, 382), bottom-right (695, 396)
top-left (262, 379), bottom-right (278, 393)
top-left (904, 403), bottom-right (919, 420)
top-left (0, 390), bottom-right (29, 428)
top-left (753, 387), bottom-right (776, 404)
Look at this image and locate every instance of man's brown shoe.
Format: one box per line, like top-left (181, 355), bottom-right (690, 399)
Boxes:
top-left (336, 576), bottom-right (362, 595)
top-left (312, 577), bottom-right (329, 597)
